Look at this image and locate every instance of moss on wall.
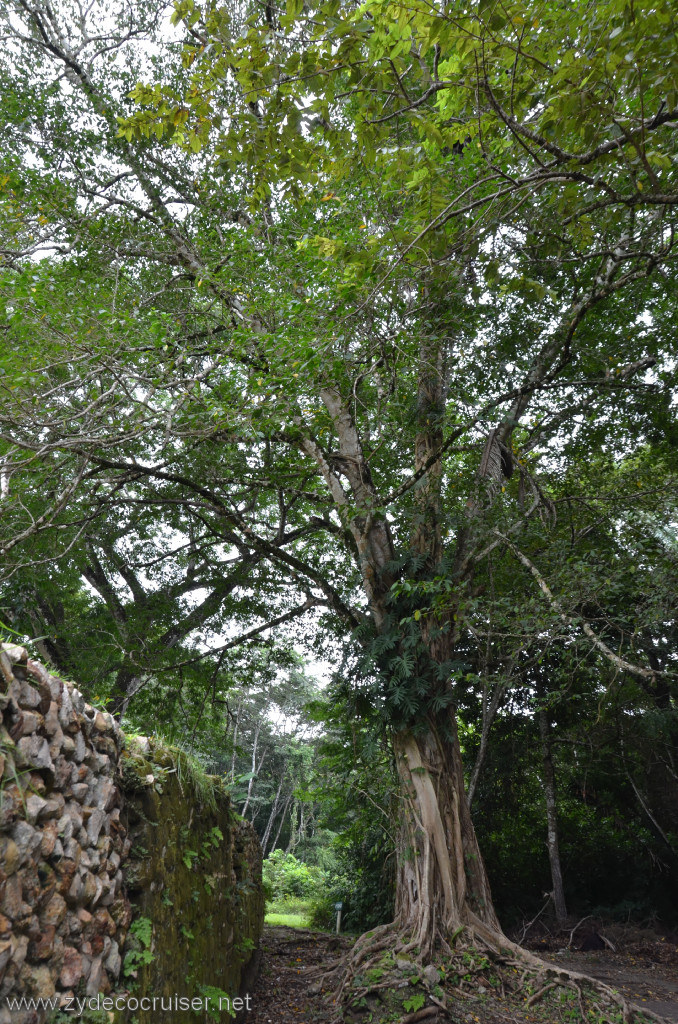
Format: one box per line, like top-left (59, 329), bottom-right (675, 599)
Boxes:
top-left (119, 738), bottom-right (264, 1024)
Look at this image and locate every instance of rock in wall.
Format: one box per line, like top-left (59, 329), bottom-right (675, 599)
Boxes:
top-left (0, 645), bottom-right (264, 1023)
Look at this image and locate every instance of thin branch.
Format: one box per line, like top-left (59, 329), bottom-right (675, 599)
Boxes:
top-left (495, 532), bottom-right (661, 681)
top-left (0, 457), bottom-right (90, 558)
top-left (163, 598), bottom-right (323, 670)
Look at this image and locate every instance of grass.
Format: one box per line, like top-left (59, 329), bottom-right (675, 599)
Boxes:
top-left (264, 898), bottom-right (313, 928)
top-left (265, 911), bottom-right (310, 928)
top-left (123, 733), bottom-right (221, 812)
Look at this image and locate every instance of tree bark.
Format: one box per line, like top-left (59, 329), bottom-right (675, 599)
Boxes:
top-left (285, 798), bottom-right (299, 854)
top-left (393, 719), bottom-right (501, 955)
top-left (467, 675), bottom-right (506, 810)
top-left (381, 307), bottom-right (504, 950)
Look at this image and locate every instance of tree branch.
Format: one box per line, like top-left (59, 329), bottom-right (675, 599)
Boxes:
top-left (495, 532), bottom-right (661, 681)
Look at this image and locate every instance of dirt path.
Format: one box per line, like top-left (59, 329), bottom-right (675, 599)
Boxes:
top-left (248, 926), bottom-right (352, 1024)
top-left (542, 949), bottom-right (678, 1023)
top-left (247, 926), bottom-right (678, 1024)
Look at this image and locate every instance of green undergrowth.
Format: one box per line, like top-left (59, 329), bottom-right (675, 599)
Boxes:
top-left (48, 1012), bottom-right (111, 1024)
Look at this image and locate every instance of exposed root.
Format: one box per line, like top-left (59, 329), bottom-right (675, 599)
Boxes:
top-left (401, 1008), bottom-right (438, 1024)
top-left (331, 920), bottom-right (403, 1006)
top-left (324, 919), bottom-right (671, 1024)
top-left (526, 980), bottom-right (557, 1006)
top-left (303, 957), bottom-right (344, 979)
top-left (497, 930), bottom-right (669, 1023)
top-left (427, 993), bottom-right (448, 1014)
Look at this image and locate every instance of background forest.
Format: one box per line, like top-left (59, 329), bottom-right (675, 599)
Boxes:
top-left (0, 0), bottom-right (677, 944)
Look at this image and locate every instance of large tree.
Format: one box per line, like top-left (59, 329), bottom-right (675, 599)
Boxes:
top-left (1, 0), bottom-right (677, 965)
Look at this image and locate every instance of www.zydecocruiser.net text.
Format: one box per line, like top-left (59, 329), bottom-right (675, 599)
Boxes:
top-left (5, 993), bottom-right (254, 1016)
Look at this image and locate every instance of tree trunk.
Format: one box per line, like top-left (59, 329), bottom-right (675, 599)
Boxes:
top-left (270, 791), bottom-right (293, 854)
top-left (241, 722), bottom-right (261, 817)
top-left (110, 665), bottom-right (144, 719)
top-left (392, 717), bottom-right (501, 956)
top-left (538, 707), bottom-right (568, 923)
top-left (261, 772), bottom-right (285, 855)
top-left (383, 316), bottom-right (503, 951)
top-left (230, 702), bottom-right (241, 783)
top-left (467, 674), bottom-right (507, 810)
top-left (308, 311), bottom-right (506, 953)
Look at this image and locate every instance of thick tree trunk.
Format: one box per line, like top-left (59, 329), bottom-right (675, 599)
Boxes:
top-left (311, 312), bottom-right (506, 954)
top-left (386, 318), bottom-right (504, 951)
top-left (392, 718), bottom-right (501, 955)
top-left (538, 707), bottom-right (568, 923)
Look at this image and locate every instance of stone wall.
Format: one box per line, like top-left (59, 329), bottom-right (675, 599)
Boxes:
top-left (0, 643), bottom-right (129, 1022)
top-left (0, 644), bottom-right (264, 1023)
top-left (120, 738), bottom-right (264, 1023)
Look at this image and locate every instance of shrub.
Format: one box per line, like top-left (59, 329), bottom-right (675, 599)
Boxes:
top-left (262, 850), bottom-right (325, 901)
top-left (308, 862), bottom-right (394, 933)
